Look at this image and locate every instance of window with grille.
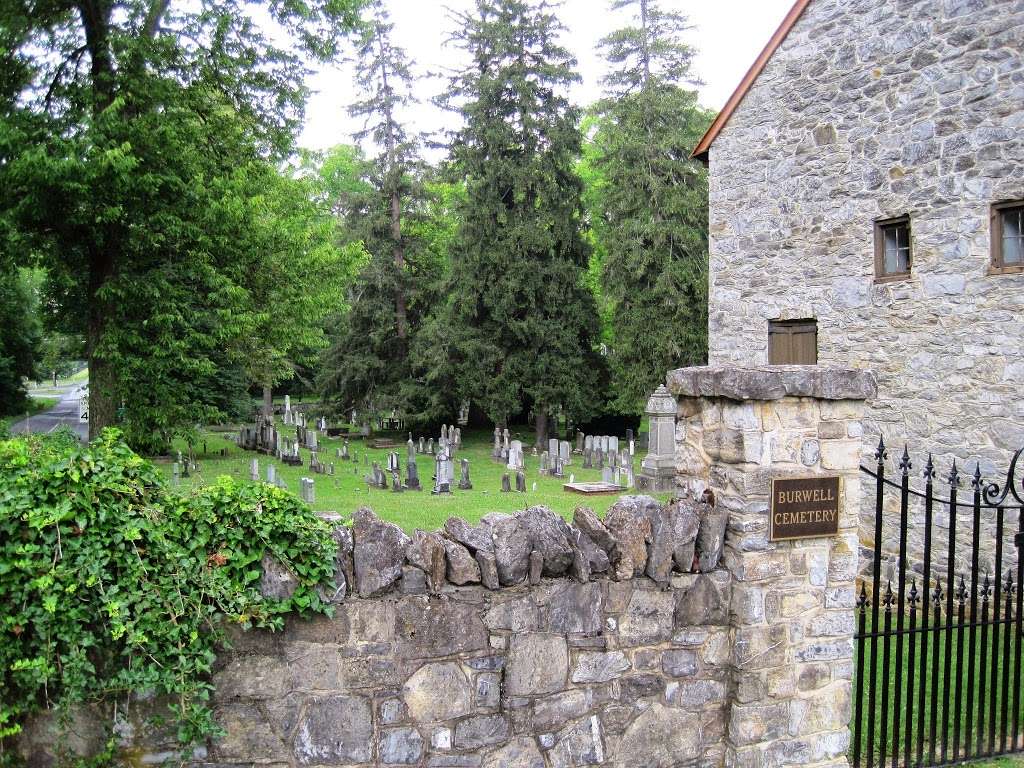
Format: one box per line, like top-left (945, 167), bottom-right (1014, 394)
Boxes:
top-left (768, 319), bottom-right (817, 365)
top-left (874, 216), bottom-right (912, 281)
top-left (991, 201), bottom-right (1024, 272)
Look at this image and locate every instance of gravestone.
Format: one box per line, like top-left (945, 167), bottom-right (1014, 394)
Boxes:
top-left (391, 469), bottom-right (403, 493)
top-left (515, 471), bottom-right (526, 493)
top-left (453, 427), bottom-right (462, 448)
top-left (419, 436), bottom-right (425, 454)
top-left (172, 463), bottom-right (180, 487)
top-left (406, 458), bottom-right (422, 491)
top-left (368, 462), bottom-right (387, 489)
top-left (559, 440), bottom-right (571, 466)
top-left (575, 431), bottom-right (585, 453)
top-left (492, 426), bottom-right (502, 459)
top-left (300, 477), bottom-right (315, 503)
top-left (501, 473), bottom-right (512, 493)
top-left (638, 385), bottom-right (677, 492)
top-left (539, 451), bottom-right (549, 476)
top-left (602, 466), bottom-right (613, 484)
top-left (609, 436), bottom-right (619, 455)
top-left (266, 465), bottom-right (276, 485)
top-left (249, 458), bottom-right (259, 481)
top-left (459, 458), bottom-right (473, 490)
top-left (407, 434), bottom-right (416, 462)
top-left (582, 447), bottom-right (593, 469)
top-left (507, 440), bottom-right (524, 472)
top-left (553, 457), bottom-right (564, 478)
top-left (548, 438), bottom-right (558, 461)
top-left (432, 448), bottom-right (452, 495)
top-left (427, 438), bottom-right (434, 455)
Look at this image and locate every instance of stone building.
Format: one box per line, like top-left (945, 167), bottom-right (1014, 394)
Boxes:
top-left (694, 0), bottom-right (1024, 476)
top-left (692, 0), bottom-right (1024, 571)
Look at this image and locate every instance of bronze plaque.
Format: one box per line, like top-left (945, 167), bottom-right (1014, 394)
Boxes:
top-left (770, 476), bottom-right (841, 542)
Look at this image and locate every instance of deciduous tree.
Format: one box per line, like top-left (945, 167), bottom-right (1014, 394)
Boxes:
top-left (0, 0), bottom-right (363, 442)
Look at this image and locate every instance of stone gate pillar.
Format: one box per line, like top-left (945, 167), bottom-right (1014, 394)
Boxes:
top-left (667, 365), bottom-right (876, 768)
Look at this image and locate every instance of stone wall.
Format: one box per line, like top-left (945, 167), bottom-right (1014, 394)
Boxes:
top-left (704, 0), bottom-right (1024, 563)
top-left (205, 575), bottom-right (731, 768)
top-left (17, 367), bottom-right (875, 768)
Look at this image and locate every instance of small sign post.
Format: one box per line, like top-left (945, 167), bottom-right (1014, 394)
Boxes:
top-left (769, 475), bottom-right (842, 542)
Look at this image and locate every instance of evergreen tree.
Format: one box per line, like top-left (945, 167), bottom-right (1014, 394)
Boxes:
top-left (321, 7), bottom-right (456, 427)
top-left (438, 0), bottom-right (603, 446)
top-left (347, 0), bottom-right (420, 342)
top-left (593, 0), bottom-right (715, 412)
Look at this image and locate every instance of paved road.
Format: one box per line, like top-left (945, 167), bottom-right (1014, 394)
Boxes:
top-left (9, 387), bottom-right (89, 441)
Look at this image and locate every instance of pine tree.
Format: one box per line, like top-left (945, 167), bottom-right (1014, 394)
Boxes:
top-left (321, 3), bottom-right (438, 423)
top-left (437, 0), bottom-right (604, 446)
top-left (593, 0), bottom-right (715, 412)
top-left (349, 0), bottom-right (419, 341)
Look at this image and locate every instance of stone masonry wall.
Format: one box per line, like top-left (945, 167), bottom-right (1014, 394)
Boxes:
top-left (669, 366), bottom-right (874, 768)
top-left (705, 0), bottom-right (1024, 566)
top-left (203, 575), bottom-right (732, 768)
top-left (17, 493), bottom-right (735, 768)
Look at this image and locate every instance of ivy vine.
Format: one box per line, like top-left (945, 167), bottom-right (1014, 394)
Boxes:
top-left (0, 428), bottom-right (336, 765)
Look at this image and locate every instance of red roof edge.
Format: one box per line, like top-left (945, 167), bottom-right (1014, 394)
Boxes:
top-left (691, 0), bottom-right (813, 164)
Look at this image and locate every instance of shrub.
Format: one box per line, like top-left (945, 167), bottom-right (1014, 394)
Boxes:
top-left (0, 429), bottom-right (336, 761)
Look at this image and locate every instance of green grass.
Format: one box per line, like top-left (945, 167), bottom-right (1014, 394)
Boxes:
top-left (153, 425), bottom-right (660, 532)
top-left (28, 366), bottom-right (88, 390)
top-left (2, 396), bottom-right (60, 431)
top-left (852, 613), bottom-right (1024, 766)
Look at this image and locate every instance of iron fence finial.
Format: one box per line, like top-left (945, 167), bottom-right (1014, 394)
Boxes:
top-left (923, 453), bottom-right (936, 482)
top-left (900, 445), bottom-right (912, 476)
top-left (948, 459), bottom-right (961, 488)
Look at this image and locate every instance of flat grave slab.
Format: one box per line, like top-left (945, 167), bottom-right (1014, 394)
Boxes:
top-left (369, 438), bottom-right (397, 449)
top-left (563, 481), bottom-right (627, 495)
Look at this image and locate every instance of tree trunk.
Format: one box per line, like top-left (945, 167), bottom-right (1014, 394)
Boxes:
top-left (640, 0), bottom-right (651, 85)
top-left (87, 248), bottom-right (116, 440)
top-left (391, 187), bottom-right (407, 339)
top-left (535, 405), bottom-right (548, 450)
top-left (262, 385), bottom-right (273, 417)
top-left (87, 350), bottom-right (117, 441)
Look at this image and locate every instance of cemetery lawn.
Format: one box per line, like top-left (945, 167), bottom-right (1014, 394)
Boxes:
top-left (152, 425), bottom-right (665, 532)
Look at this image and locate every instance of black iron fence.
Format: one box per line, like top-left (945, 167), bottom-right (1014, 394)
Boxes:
top-left (853, 439), bottom-right (1024, 768)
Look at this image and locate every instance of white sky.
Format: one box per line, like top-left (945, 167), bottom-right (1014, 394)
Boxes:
top-left (298, 0), bottom-right (795, 154)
